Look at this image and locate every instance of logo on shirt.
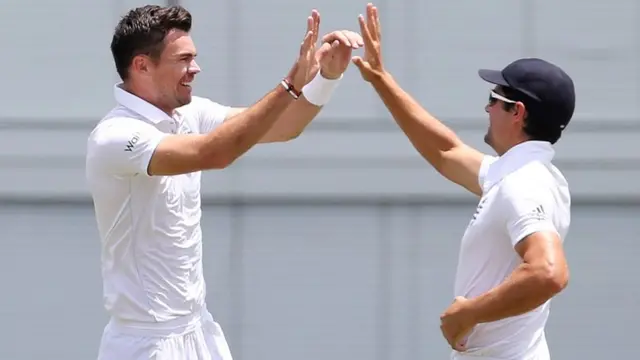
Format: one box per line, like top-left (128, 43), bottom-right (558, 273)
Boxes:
top-left (469, 197), bottom-right (488, 224)
top-left (124, 132), bottom-right (141, 152)
top-left (527, 205), bottom-right (547, 221)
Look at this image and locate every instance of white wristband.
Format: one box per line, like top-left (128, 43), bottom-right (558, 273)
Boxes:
top-left (301, 72), bottom-right (343, 106)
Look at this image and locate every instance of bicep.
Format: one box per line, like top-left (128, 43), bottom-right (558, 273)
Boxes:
top-left (151, 104), bottom-right (254, 175)
top-left (148, 133), bottom-right (230, 176)
top-left (515, 232), bottom-right (569, 294)
top-left (505, 179), bottom-right (570, 290)
top-left (501, 182), bottom-right (569, 281)
top-left (440, 144), bottom-right (490, 196)
top-left (515, 231), bottom-right (566, 269)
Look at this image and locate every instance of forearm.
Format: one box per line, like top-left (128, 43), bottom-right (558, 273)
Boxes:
top-left (199, 83), bottom-right (295, 166)
top-left (369, 72), bottom-right (464, 167)
top-left (280, 66), bottom-right (326, 136)
top-left (466, 263), bottom-right (563, 324)
top-left (260, 70), bottom-right (342, 142)
top-left (262, 95), bottom-right (322, 141)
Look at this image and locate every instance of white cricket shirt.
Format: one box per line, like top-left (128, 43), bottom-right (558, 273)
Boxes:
top-left (86, 84), bottom-right (230, 325)
top-left (452, 141), bottom-right (571, 360)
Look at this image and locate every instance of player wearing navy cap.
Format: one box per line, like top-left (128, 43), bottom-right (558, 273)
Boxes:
top-left (352, 3), bottom-right (574, 359)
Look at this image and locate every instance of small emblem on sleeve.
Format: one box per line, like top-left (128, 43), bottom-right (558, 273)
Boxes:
top-left (524, 205), bottom-right (547, 221)
top-left (532, 205), bottom-right (546, 219)
top-left (124, 132), bottom-right (141, 152)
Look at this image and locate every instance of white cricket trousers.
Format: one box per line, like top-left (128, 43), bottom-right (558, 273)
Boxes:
top-left (97, 308), bottom-right (232, 360)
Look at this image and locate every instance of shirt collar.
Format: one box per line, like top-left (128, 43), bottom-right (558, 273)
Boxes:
top-left (484, 140), bottom-right (556, 192)
top-left (113, 83), bottom-right (181, 124)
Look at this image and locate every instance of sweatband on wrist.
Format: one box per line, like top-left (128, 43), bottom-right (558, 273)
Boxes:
top-left (302, 72), bottom-right (343, 106)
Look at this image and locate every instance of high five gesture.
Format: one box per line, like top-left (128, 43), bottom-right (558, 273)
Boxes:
top-left (350, 2), bottom-right (487, 197)
top-left (352, 3), bottom-right (385, 81)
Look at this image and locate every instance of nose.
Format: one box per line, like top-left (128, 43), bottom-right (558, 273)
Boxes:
top-left (189, 60), bottom-right (201, 74)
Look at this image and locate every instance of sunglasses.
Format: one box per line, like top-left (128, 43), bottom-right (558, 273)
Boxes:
top-left (488, 90), bottom-right (517, 105)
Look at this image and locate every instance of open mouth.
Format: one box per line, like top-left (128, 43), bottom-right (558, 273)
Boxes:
top-left (180, 82), bottom-right (192, 89)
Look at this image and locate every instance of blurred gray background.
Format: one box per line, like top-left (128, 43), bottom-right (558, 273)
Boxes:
top-left (1, 0), bottom-right (638, 359)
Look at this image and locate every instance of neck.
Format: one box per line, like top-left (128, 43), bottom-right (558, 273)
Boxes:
top-left (495, 137), bottom-right (531, 156)
top-left (122, 81), bottom-right (174, 116)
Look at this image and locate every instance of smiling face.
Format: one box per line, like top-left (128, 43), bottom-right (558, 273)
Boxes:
top-left (130, 29), bottom-right (200, 114)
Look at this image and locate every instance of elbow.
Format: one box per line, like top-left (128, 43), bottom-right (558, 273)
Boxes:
top-left (537, 265), bottom-right (569, 296)
top-left (264, 130), bottom-right (302, 143)
top-left (285, 130), bottom-right (302, 141)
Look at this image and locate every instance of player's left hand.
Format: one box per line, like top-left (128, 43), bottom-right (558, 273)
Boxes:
top-left (440, 296), bottom-right (477, 351)
top-left (316, 30), bottom-right (364, 79)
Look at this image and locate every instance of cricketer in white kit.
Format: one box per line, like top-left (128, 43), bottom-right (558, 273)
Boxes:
top-left (85, 5), bottom-right (362, 360)
top-left (352, 3), bottom-right (576, 359)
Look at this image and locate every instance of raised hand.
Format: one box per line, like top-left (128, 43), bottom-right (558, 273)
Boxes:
top-left (317, 30), bottom-right (364, 80)
top-left (352, 3), bottom-right (385, 82)
top-left (287, 10), bottom-right (321, 92)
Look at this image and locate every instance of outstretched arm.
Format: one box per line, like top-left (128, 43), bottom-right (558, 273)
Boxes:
top-left (369, 73), bottom-right (486, 195)
top-left (227, 26), bottom-right (364, 143)
top-left (352, 3), bottom-right (487, 196)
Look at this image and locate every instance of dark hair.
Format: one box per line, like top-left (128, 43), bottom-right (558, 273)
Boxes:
top-left (500, 86), bottom-right (563, 144)
top-left (110, 5), bottom-right (192, 81)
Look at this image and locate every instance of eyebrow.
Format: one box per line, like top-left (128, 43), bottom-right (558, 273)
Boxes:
top-left (175, 52), bottom-right (197, 59)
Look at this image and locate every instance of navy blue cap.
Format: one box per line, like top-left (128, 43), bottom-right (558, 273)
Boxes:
top-left (478, 58), bottom-right (576, 130)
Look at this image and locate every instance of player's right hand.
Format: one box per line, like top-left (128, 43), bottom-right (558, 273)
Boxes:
top-left (287, 10), bottom-right (320, 91)
top-left (352, 3), bottom-right (385, 82)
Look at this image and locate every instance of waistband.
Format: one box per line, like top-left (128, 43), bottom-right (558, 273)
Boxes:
top-left (108, 308), bottom-right (207, 337)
